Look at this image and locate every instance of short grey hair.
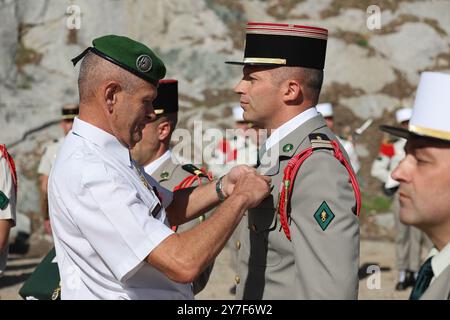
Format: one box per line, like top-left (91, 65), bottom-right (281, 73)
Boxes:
top-left (78, 51), bottom-right (143, 103)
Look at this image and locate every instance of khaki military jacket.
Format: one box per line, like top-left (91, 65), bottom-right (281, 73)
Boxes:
top-left (421, 265), bottom-right (450, 300)
top-left (236, 115), bottom-right (360, 299)
top-left (148, 156), bottom-right (214, 295)
top-left (38, 137), bottom-right (64, 176)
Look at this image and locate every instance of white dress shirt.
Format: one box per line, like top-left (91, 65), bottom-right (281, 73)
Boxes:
top-left (264, 107), bottom-right (318, 152)
top-left (48, 117), bottom-right (193, 300)
top-left (144, 150), bottom-right (172, 175)
top-left (429, 242), bottom-right (450, 284)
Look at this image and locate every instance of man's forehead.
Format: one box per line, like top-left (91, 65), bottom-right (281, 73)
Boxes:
top-left (407, 136), bottom-right (450, 152)
top-left (243, 65), bottom-right (277, 74)
top-left (137, 82), bottom-right (157, 98)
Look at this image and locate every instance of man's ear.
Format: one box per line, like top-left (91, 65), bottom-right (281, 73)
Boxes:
top-left (158, 120), bottom-right (171, 141)
top-left (282, 79), bottom-right (303, 105)
top-left (104, 82), bottom-right (122, 113)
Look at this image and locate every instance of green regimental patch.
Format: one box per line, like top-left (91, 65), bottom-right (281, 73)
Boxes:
top-left (0, 191), bottom-right (9, 210)
top-left (313, 201), bottom-right (335, 231)
top-left (160, 171), bottom-right (169, 179)
top-left (283, 143), bottom-right (293, 152)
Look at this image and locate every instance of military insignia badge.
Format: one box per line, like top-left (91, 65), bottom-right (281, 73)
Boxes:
top-left (283, 143), bottom-right (293, 152)
top-left (0, 190), bottom-right (9, 210)
top-left (160, 171), bottom-right (169, 179)
top-left (313, 201), bottom-right (335, 231)
top-left (136, 54), bottom-right (152, 72)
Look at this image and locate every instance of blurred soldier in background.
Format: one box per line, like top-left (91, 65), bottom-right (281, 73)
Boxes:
top-left (37, 104), bottom-right (78, 235)
top-left (131, 79), bottom-right (214, 294)
top-left (0, 145), bottom-right (17, 278)
top-left (372, 107), bottom-right (428, 290)
top-left (316, 103), bottom-right (360, 173)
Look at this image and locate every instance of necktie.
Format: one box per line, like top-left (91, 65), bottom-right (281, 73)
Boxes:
top-left (255, 144), bottom-right (266, 168)
top-left (409, 257), bottom-right (434, 300)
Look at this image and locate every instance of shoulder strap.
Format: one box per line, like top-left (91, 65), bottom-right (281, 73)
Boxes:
top-left (181, 164), bottom-right (210, 179)
top-left (171, 165), bottom-right (213, 232)
top-left (174, 165), bottom-right (213, 191)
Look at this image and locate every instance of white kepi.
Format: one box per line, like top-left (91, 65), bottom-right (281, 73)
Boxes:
top-left (316, 102), bottom-right (333, 118)
top-left (395, 107), bottom-right (412, 124)
top-left (381, 71), bottom-right (450, 142)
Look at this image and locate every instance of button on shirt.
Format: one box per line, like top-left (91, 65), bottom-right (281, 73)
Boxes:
top-left (48, 117), bottom-right (193, 300)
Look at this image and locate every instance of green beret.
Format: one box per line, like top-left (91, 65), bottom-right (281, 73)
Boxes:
top-left (71, 35), bottom-right (166, 86)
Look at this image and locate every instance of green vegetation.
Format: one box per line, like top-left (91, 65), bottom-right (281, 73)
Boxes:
top-left (15, 43), bottom-right (42, 72)
top-left (361, 192), bottom-right (393, 214)
top-left (356, 39), bottom-right (369, 47)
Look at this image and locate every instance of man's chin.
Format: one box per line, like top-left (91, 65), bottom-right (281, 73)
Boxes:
top-left (399, 208), bottom-right (417, 226)
top-left (130, 133), bottom-right (143, 148)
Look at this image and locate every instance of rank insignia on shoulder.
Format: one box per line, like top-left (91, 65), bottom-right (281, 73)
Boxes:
top-left (313, 201), bottom-right (335, 231)
top-left (309, 133), bottom-right (333, 150)
top-left (182, 164), bottom-right (208, 178)
top-left (0, 191), bottom-right (9, 210)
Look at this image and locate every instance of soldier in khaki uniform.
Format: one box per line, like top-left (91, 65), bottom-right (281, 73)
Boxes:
top-left (0, 145), bottom-right (17, 278)
top-left (131, 79), bottom-right (213, 294)
top-left (38, 104), bottom-right (78, 234)
top-left (382, 72), bottom-right (450, 300)
top-left (226, 22), bottom-right (361, 299)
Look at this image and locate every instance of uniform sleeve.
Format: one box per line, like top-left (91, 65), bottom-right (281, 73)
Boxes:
top-left (37, 147), bottom-right (52, 176)
top-left (0, 157), bottom-right (16, 223)
top-left (290, 150), bottom-right (359, 299)
top-left (72, 164), bottom-right (173, 282)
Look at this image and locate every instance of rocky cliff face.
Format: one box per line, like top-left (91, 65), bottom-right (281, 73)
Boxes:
top-left (1, 0), bottom-right (449, 219)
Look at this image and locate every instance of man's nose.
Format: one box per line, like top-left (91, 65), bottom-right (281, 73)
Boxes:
top-left (391, 158), bottom-right (408, 182)
top-left (147, 111), bottom-right (157, 122)
top-left (234, 80), bottom-right (245, 95)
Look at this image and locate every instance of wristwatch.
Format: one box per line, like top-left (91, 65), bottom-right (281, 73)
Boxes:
top-left (215, 176), bottom-right (226, 202)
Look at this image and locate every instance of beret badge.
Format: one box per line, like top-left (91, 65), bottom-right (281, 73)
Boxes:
top-left (136, 54), bottom-right (153, 72)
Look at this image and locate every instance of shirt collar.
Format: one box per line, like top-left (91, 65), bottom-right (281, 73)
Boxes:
top-left (72, 117), bottom-right (132, 167)
top-left (264, 107), bottom-right (318, 152)
top-left (430, 242), bottom-right (450, 279)
top-left (144, 150), bottom-right (172, 175)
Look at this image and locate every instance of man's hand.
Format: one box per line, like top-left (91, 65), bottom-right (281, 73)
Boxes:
top-left (221, 165), bottom-right (256, 197)
top-left (231, 172), bottom-right (271, 208)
